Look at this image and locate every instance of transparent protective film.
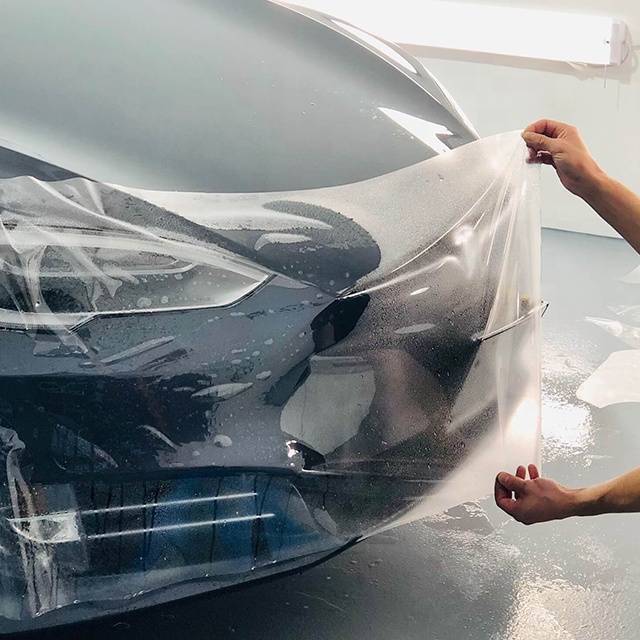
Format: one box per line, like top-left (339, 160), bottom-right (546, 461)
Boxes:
top-left (0, 132), bottom-right (541, 631)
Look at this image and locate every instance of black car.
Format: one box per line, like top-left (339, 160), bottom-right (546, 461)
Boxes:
top-left (0, 0), bottom-right (542, 632)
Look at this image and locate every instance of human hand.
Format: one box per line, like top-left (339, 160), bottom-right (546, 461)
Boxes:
top-left (522, 119), bottom-right (605, 201)
top-left (494, 464), bottom-right (578, 525)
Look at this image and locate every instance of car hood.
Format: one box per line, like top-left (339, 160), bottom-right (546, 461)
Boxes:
top-left (0, 0), bottom-right (476, 193)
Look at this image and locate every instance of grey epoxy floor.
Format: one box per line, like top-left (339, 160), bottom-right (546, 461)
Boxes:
top-left (25, 229), bottom-right (640, 640)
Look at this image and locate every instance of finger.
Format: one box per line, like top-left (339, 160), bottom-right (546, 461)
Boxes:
top-left (522, 132), bottom-right (562, 155)
top-left (495, 496), bottom-right (519, 517)
top-left (516, 465), bottom-right (526, 479)
top-left (537, 152), bottom-right (556, 167)
top-left (496, 472), bottom-right (526, 493)
top-left (526, 147), bottom-right (542, 164)
top-left (528, 464), bottom-right (540, 480)
top-left (494, 474), bottom-right (511, 503)
top-left (524, 119), bottom-right (569, 138)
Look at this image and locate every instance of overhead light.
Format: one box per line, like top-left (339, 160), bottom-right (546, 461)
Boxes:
top-left (283, 1), bottom-right (629, 66)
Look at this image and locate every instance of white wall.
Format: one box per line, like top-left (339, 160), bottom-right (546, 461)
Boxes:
top-left (290, 0), bottom-right (639, 237)
top-left (405, 0), bottom-right (640, 238)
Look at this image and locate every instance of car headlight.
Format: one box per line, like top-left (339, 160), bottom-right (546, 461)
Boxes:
top-left (0, 177), bottom-right (271, 330)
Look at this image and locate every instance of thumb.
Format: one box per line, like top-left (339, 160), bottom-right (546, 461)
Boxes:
top-left (496, 472), bottom-right (526, 493)
top-left (522, 131), bottom-right (561, 155)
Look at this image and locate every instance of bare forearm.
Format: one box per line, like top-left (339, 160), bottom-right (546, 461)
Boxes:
top-left (584, 174), bottom-right (640, 254)
top-left (571, 467), bottom-right (640, 517)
